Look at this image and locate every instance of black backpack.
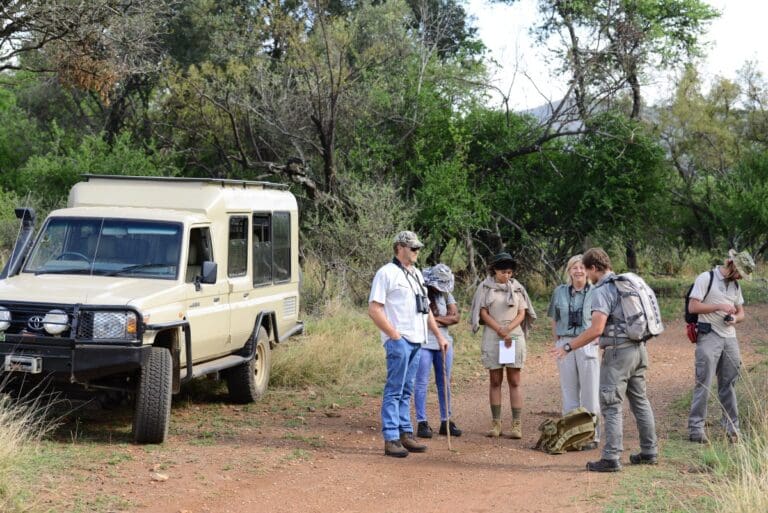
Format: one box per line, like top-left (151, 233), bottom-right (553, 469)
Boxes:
top-left (684, 271), bottom-right (714, 324)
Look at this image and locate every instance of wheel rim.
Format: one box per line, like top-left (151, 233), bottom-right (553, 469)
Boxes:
top-left (254, 341), bottom-right (267, 388)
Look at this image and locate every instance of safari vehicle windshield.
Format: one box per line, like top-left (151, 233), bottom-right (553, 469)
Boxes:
top-left (24, 217), bottom-right (182, 279)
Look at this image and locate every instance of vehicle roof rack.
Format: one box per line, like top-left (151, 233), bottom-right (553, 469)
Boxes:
top-left (82, 174), bottom-right (289, 191)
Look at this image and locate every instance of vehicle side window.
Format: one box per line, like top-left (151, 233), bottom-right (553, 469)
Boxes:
top-left (228, 216), bottom-right (248, 277)
top-left (186, 227), bottom-right (213, 283)
top-left (252, 214), bottom-right (272, 286)
top-left (273, 212), bottom-right (291, 283)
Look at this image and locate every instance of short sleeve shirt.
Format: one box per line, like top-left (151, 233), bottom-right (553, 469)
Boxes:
top-left (689, 267), bottom-right (744, 338)
top-left (591, 272), bottom-right (628, 339)
top-left (547, 284), bottom-right (592, 337)
top-left (369, 262), bottom-right (429, 345)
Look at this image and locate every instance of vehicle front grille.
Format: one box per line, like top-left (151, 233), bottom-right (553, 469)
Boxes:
top-left (1, 302), bottom-right (75, 337)
top-left (76, 311), bottom-right (96, 339)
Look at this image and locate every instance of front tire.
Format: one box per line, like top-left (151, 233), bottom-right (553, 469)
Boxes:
top-left (132, 347), bottom-right (172, 444)
top-left (225, 327), bottom-right (271, 403)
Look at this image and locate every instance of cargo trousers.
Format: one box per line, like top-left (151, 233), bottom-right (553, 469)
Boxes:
top-left (687, 331), bottom-right (741, 437)
top-left (599, 341), bottom-right (658, 461)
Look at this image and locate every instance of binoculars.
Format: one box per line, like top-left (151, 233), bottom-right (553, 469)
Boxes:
top-left (415, 294), bottom-right (430, 315)
top-left (568, 309), bottom-right (583, 328)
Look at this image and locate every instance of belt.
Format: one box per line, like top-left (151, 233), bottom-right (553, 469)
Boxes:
top-left (598, 337), bottom-right (637, 349)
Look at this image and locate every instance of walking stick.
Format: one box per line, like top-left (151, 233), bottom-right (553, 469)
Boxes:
top-left (442, 346), bottom-right (452, 451)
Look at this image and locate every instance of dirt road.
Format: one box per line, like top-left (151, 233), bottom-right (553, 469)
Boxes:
top-left (46, 308), bottom-right (767, 513)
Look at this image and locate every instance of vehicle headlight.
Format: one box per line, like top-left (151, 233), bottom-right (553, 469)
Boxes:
top-left (92, 311), bottom-right (138, 339)
top-left (43, 309), bottom-right (69, 335)
top-left (0, 307), bottom-right (10, 331)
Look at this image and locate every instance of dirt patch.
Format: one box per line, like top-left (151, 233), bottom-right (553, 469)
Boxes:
top-left (39, 306), bottom-right (768, 513)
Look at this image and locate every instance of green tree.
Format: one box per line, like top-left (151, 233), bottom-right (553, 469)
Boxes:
top-left (16, 132), bottom-right (179, 209)
top-left (527, 0), bottom-right (719, 121)
top-left (0, 88), bottom-right (45, 190)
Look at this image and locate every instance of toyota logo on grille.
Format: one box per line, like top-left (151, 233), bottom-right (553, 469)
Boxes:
top-left (27, 315), bottom-right (45, 331)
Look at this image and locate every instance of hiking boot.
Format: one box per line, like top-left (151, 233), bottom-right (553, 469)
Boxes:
top-left (384, 440), bottom-right (408, 458)
top-left (586, 458), bottom-right (621, 472)
top-left (508, 419), bottom-right (522, 440)
top-left (416, 421), bottom-right (433, 439)
top-left (689, 434), bottom-right (710, 445)
top-left (629, 452), bottom-right (658, 465)
top-left (439, 420), bottom-right (462, 437)
top-left (486, 419), bottom-right (503, 438)
top-left (727, 432), bottom-right (740, 444)
top-left (400, 432), bottom-right (427, 453)
top-left (580, 441), bottom-right (599, 451)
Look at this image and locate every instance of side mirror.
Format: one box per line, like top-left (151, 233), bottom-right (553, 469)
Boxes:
top-left (193, 261), bottom-right (217, 291)
top-left (201, 261), bottom-right (217, 284)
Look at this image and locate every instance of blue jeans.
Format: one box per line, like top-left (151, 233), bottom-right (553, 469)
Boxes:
top-left (414, 347), bottom-right (453, 422)
top-left (381, 338), bottom-right (422, 441)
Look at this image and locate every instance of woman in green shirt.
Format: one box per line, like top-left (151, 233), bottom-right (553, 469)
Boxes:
top-left (547, 254), bottom-right (600, 450)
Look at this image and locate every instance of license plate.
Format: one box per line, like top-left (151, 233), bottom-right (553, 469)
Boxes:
top-left (4, 355), bottom-right (43, 374)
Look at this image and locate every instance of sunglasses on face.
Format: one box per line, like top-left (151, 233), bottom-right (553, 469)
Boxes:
top-left (409, 247), bottom-right (421, 252)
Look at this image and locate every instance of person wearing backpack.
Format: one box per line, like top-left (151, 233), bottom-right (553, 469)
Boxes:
top-left (547, 254), bottom-right (600, 451)
top-left (550, 247), bottom-right (658, 472)
top-left (687, 249), bottom-right (755, 445)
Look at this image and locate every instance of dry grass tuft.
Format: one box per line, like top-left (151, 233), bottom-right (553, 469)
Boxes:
top-left (0, 380), bottom-right (58, 513)
top-left (708, 363), bottom-right (768, 512)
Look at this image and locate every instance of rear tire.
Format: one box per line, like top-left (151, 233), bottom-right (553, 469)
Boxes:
top-left (132, 347), bottom-right (172, 444)
top-left (225, 327), bottom-right (271, 403)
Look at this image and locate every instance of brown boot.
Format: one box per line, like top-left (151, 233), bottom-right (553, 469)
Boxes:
top-left (384, 440), bottom-right (408, 458)
top-left (509, 419), bottom-right (522, 439)
top-left (486, 419), bottom-right (502, 437)
top-left (400, 432), bottom-right (427, 453)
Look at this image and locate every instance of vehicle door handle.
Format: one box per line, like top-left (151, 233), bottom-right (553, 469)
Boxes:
top-left (243, 292), bottom-right (249, 298)
top-left (213, 297), bottom-right (220, 303)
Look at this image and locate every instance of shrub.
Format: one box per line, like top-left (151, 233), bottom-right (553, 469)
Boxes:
top-left (301, 179), bottom-right (416, 310)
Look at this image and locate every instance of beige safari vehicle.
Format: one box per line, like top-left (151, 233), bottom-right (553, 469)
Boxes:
top-left (0, 175), bottom-right (302, 443)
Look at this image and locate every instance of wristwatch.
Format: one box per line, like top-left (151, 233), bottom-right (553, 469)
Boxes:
top-left (563, 342), bottom-right (573, 353)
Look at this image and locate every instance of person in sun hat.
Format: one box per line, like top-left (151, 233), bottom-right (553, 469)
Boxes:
top-left (686, 249), bottom-right (755, 445)
top-left (470, 252), bottom-right (536, 440)
top-left (413, 263), bottom-right (462, 439)
top-left (368, 231), bottom-right (448, 458)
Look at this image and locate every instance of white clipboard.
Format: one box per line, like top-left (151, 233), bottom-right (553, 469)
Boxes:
top-left (499, 338), bottom-right (516, 364)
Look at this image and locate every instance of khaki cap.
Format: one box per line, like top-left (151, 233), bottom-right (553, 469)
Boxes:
top-left (393, 231), bottom-right (424, 249)
top-left (728, 249), bottom-right (755, 280)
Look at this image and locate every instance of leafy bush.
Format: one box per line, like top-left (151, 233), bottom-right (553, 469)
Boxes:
top-left (302, 179), bottom-right (416, 309)
top-left (15, 131), bottom-right (180, 209)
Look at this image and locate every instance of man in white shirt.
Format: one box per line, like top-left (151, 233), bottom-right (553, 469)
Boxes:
top-left (368, 231), bottom-right (448, 458)
top-left (687, 249), bottom-right (755, 444)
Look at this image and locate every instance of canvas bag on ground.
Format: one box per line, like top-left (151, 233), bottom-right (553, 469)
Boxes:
top-left (535, 407), bottom-right (597, 454)
top-left (603, 273), bottom-right (664, 342)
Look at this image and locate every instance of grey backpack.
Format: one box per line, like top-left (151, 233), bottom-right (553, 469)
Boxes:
top-left (603, 273), bottom-right (664, 342)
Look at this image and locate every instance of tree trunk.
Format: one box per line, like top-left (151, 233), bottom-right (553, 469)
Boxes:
top-left (464, 229), bottom-right (478, 284)
top-left (625, 240), bottom-right (638, 271)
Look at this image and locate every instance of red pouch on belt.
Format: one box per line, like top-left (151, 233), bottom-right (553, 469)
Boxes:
top-left (686, 322), bottom-right (698, 343)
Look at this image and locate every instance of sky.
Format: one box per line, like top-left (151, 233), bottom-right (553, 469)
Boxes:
top-left (466, 0), bottom-right (768, 110)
